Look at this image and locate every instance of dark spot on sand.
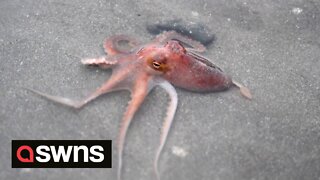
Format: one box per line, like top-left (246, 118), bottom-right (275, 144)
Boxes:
top-left (146, 19), bottom-right (215, 46)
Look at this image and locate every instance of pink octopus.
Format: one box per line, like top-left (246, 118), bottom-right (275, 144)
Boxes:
top-left (28, 31), bottom-right (252, 180)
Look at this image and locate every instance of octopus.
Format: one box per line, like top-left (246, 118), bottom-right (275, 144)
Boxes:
top-left (27, 31), bottom-right (252, 180)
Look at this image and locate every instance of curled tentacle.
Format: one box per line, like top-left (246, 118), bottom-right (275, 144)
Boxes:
top-left (104, 35), bottom-right (140, 55)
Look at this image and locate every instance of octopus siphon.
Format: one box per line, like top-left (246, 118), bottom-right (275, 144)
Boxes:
top-left (27, 31), bottom-right (252, 180)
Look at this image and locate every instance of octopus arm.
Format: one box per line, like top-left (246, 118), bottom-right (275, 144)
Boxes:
top-left (154, 80), bottom-right (178, 180)
top-left (104, 35), bottom-right (140, 55)
top-left (81, 55), bottom-right (119, 69)
top-left (25, 76), bottom-right (120, 109)
top-left (117, 74), bottom-right (153, 180)
top-left (24, 61), bottom-right (137, 109)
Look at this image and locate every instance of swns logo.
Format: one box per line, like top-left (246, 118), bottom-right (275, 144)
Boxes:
top-left (12, 140), bottom-right (112, 168)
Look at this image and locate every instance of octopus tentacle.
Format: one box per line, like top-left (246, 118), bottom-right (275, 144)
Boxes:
top-left (81, 56), bottom-right (118, 69)
top-left (154, 31), bottom-right (206, 52)
top-left (104, 35), bottom-right (140, 55)
top-left (154, 80), bottom-right (178, 180)
top-left (117, 74), bottom-right (153, 180)
top-left (25, 78), bottom-right (119, 109)
top-left (25, 62), bottom-right (137, 109)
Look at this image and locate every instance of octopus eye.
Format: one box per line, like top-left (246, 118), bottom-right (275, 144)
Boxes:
top-left (152, 61), bottom-right (161, 69)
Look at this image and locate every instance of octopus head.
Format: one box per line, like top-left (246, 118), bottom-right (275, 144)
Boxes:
top-left (145, 51), bottom-right (169, 74)
top-left (144, 40), bottom-right (186, 75)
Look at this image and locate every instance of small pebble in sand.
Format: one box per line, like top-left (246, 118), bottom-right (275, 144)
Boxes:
top-left (191, 11), bottom-right (199, 17)
top-left (172, 146), bottom-right (188, 158)
top-left (292, 7), bottom-right (303, 15)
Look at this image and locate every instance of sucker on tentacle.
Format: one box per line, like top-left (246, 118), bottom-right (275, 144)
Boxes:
top-left (26, 31), bottom-right (252, 180)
